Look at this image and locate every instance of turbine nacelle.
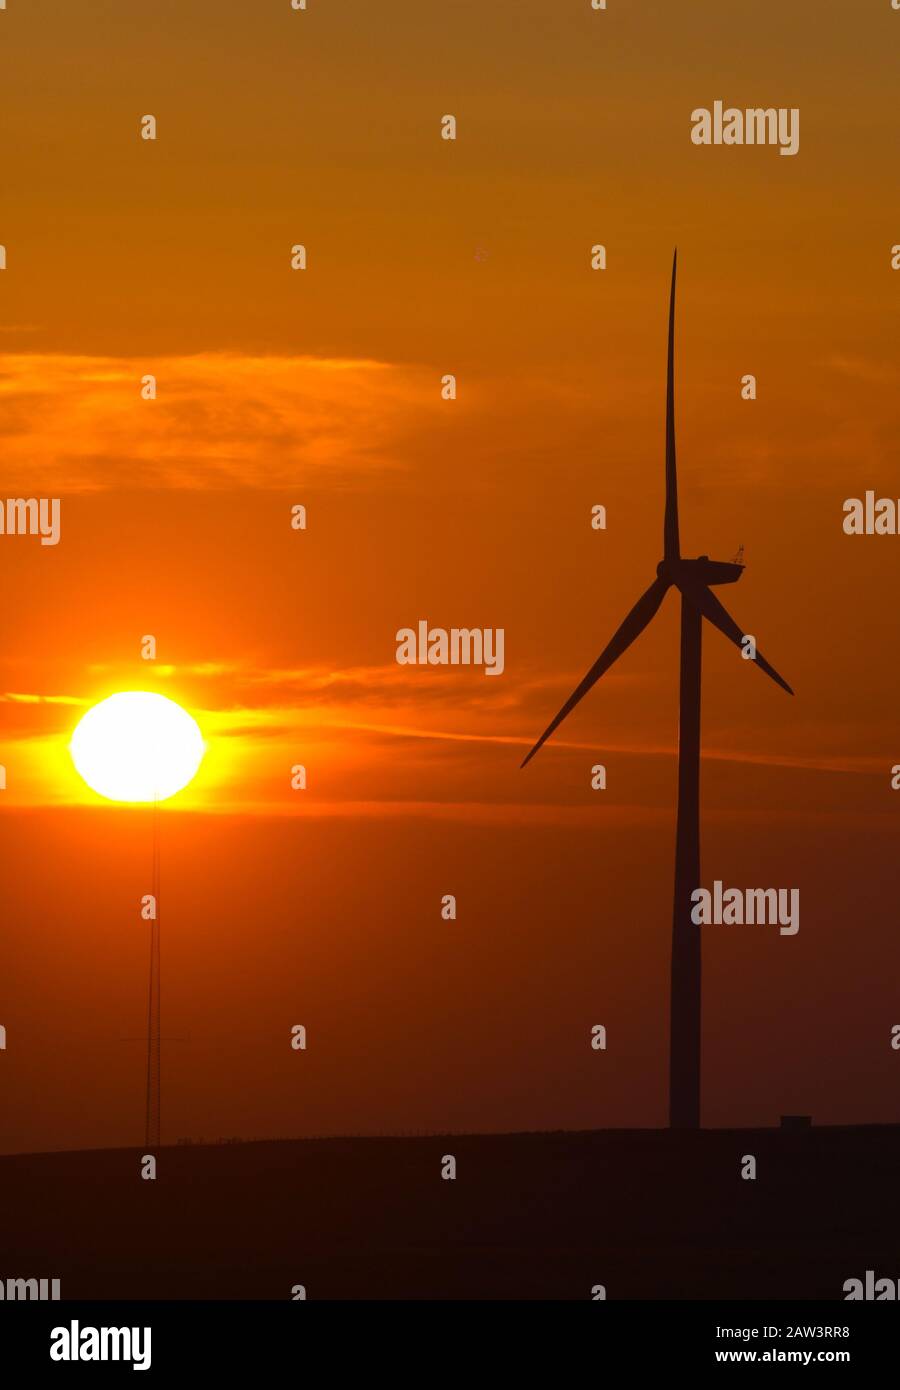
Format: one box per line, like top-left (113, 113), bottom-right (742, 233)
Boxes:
top-left (657, 555), bottom-right (745, 588)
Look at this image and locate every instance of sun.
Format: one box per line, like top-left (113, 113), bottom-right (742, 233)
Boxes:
top-left (70, 692), bottom-right (206, 803)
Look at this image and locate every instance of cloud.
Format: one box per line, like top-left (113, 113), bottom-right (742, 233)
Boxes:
top-left (1, 693), bottom-right (87, 705)
top-left (1, 658), bottom-right (883, 789)
top-left (0, 352), bottom-right (436, 491)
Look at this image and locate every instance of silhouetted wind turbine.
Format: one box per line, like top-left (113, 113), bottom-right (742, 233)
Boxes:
top-left (521, 251), bottom-right (794, 1129)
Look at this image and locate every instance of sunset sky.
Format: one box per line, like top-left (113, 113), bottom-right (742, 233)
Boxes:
top-left (2, 0), bottom-right (899, 1154)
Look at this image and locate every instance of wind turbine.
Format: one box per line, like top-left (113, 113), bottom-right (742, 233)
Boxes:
top-left (521, 251), bottom-right (793, 1129)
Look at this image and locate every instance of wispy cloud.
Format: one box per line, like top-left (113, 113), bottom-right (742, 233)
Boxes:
top-left (0, 352), bottom-right (436, 491)
top-left (0, 657), bottom-right (884, 799)
top-left (1, 692), bottom-right (88, 706)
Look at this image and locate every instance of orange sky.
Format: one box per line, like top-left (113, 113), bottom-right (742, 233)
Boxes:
top-left (1, 0), bottom-right (900, 1152)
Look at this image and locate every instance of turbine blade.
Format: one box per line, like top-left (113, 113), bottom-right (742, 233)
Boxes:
top-left (664, 249), bottom-right (680, 562)
top-left (521, 576), bottom-right (669, 768)
top-left (680, 580), bottom-right (794, 695)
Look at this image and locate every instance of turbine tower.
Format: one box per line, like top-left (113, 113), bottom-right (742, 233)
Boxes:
top-left (521, 251), bottom-right (793, 1129)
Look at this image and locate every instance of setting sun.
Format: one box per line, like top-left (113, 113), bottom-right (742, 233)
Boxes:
top-left (69, 692), bottom-right (206, 803)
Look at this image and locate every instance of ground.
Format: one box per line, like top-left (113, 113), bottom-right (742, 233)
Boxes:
top-left (1, 1126), bottom-right (897, 1300)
